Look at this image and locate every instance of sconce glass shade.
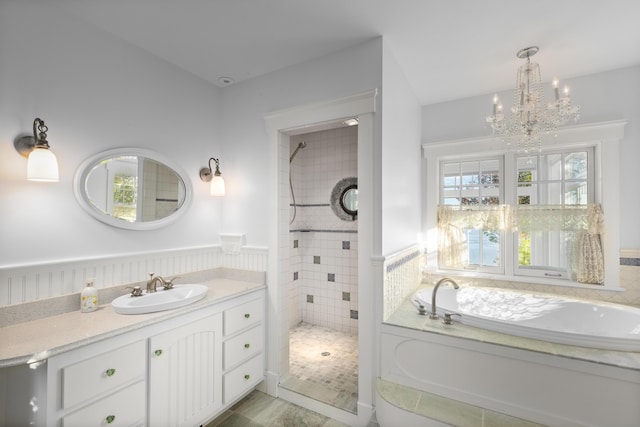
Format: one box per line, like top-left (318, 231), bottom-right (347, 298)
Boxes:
top-left (210, 175), bottom-right (225, 197)
top-left (27, 146), bottom-right (59, 182)
top-left (200, 157), bottom-right (225, 197)
top-left (15, 118), bottom-right (60, 182)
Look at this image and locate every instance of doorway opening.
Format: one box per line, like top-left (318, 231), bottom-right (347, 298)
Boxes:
top-left (280, 125), bottom-right (359, 413)
top-left (265, 90), bottom-right (376, 426)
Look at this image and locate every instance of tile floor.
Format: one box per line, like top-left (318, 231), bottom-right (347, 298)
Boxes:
top-left (205, 390), bottom-right (353, 427)
top-left (280, 322), bottom-right (358, 413)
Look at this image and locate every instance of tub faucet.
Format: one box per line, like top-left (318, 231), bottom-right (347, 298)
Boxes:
top-left (147, 272), bottom-right (166, 293)
top-left (430, 278), bottom-right (459, 320)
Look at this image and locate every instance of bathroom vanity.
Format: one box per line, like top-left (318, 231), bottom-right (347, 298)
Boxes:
top-left (0, 278), bottom-right (265, 427)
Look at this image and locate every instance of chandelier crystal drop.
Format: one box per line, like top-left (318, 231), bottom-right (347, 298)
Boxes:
top-left (486, 46), bottom-right (580, 153)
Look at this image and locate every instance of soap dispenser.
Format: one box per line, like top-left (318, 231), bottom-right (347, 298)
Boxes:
top-left (81, 279), bottom-right (98, 313)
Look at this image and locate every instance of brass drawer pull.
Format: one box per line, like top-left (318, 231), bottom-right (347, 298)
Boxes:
top-left (244, 313), bottom-right (251, 319)
top-left (244, 374), bottom-right (250, 380)
top-left (244, 343), bottom-right (251, 349)
top-left (105, 368), bottom-right (116, 377)
top-left (154, 349), bottom-right (163, 357)
top-left (106, 415), bottom-right (116, 424)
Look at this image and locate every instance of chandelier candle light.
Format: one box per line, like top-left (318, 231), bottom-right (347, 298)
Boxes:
top-left (486, 46), bottom-right (580, 153)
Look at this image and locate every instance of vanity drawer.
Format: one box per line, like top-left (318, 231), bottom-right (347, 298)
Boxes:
top-left (223, 298), bottom-right (263, 336)
top-left (62, 380), bottom-right (145, 427)
top-left (223, 354), bottom-right (264, 404)
top-left (62, 340), bottom-right (146, 409)
top-left (223, 324), bottom-right (264, 370)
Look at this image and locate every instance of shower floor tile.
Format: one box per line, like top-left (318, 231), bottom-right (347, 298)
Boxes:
top-left (281, 322), bottom-right (358, 413)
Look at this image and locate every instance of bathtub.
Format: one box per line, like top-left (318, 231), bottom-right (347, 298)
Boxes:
top-left (413, 285), bottom-right (640, 351)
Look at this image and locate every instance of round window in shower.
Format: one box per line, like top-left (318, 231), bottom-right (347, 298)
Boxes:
top-left (330, 177), bottom-right (358, 221)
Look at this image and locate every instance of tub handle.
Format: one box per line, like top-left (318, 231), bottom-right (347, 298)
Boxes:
top-left (442, 312), bottom-right (461, 325)
top-left (414, 300), bottom-right (427, 316)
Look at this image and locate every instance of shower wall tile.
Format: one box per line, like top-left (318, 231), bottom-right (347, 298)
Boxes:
top-left (289, 126), bottom-right (359, 335)
top-left (288, 230), bottom-right (302, 328)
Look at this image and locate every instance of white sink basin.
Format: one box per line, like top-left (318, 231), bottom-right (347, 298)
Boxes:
top-left (112, 284), bottom-right (209, 314)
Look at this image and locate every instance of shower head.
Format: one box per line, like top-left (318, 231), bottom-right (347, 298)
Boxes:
top-left (289, 141), bottom-right (306, 163)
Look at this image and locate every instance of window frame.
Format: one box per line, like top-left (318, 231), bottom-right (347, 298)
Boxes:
top-left (422, 120), bottom-right (625, 290)
top-left (511, 147), bottom-right (595, 280)
top-left (439, 155), bottom-right (505, 275)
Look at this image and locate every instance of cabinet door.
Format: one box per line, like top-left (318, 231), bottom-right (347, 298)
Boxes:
top-left (148, 313), bottom-right (222, 427)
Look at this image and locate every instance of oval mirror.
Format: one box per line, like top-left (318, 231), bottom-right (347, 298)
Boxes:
top-left (73, 148), bottom-right (192, 230)
top-left (330, 177), bottom-right (358, 221)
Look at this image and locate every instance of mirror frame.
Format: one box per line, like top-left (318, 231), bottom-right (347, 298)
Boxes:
top-left (73, 147), bottom-right (193, 230)
top-left (339, 184), bottom-right (358, 219)
top-left (330, 177), bottom-right (358, 221)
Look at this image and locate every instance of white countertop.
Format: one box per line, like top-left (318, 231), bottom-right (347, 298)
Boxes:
top-left (0, 278), bottom-right (265, 368)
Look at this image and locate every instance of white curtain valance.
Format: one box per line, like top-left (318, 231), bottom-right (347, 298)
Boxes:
top-left (437, 204), bottom-right (605, 284)
top-left (437, 204), bottom-right (604, 234)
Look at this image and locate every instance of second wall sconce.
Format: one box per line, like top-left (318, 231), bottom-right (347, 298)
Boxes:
top-left (199, 157), bottom-right (225, 196)
top-left (14, 117), bottom-right (59, 182)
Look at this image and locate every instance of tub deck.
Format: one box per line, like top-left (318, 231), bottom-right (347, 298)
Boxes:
top-left (381, 295), bottom-right (640, 426)
top-left (396, 289), bottom-right (640, 370)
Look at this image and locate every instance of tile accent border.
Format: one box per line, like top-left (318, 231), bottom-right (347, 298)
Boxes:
top-left (383, 246), bottom-right (422, 321)
top-left (386, 250), bottom-right (420, 273)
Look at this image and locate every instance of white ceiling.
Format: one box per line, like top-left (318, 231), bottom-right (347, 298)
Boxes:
top-left (56, 0), bottom-right (640, 105)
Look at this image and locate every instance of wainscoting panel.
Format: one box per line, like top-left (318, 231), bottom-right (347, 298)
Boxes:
top-left (0, 245), bottom-right (268, 306)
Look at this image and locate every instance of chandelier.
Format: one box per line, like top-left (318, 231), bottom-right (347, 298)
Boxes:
top-left (486, 46), bottom-right (580, 153)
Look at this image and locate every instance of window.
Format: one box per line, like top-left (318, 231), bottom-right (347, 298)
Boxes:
top-left (440, 158), bottom-right (503, 273)
top-left (424, 121), bottom-right (626, 288)
top-left (112, 174), bottom-right (137, 222)
top-left (514, 149), bottom-right (594, 279)
top-left (438, 148), bottom-right (596, 281)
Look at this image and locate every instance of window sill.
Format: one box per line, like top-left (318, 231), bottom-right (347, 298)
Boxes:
top-left (431, 269), bottom-right (626, 293)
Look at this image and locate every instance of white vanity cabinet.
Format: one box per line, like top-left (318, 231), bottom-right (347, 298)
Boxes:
top-left (148, 313), bottom-right (222, 427)
top-left (46, 340), bottom-right (147, 427)
top-left (221, 297), bottom-right (265, 404)
top-left (38, 287), bottom-right (265, 427)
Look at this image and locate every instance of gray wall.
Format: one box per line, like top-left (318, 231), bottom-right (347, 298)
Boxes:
top-left (0, 2), bottom-right (222, 266)
top-left (1, 3), bottom-right (425, 271)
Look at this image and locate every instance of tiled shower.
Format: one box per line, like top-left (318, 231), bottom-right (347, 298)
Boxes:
top-left (283, 125), bottom-right (360, 412)
top-left (288, 126), bottom-right (359, 334)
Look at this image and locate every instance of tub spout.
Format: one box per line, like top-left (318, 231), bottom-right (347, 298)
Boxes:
top-left (430, 278), bottom-right (459, 320)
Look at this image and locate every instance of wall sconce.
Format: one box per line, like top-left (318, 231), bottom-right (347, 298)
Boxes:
top-left (199, 157), bottom-right (225, 196)
top-left (14, 118), bottom-right (59, 182)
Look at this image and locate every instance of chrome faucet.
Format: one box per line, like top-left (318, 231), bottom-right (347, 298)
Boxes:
top-left (147, 272), bottom-right (166, 293)
top-left (430, 278), bottom-right (459, 320)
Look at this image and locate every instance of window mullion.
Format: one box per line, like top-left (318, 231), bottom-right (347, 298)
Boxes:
top-left (504, 153), bottom-right (516, 276)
